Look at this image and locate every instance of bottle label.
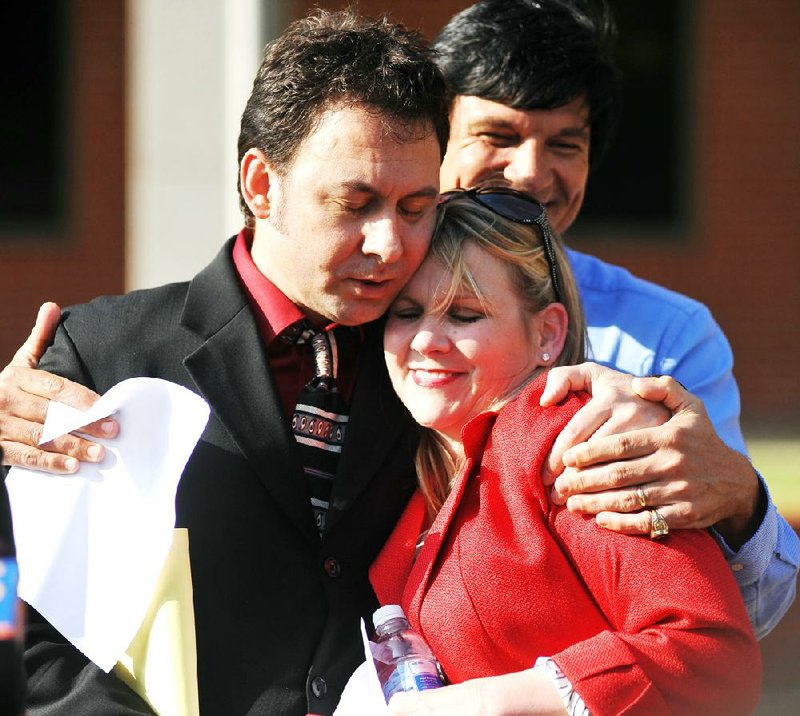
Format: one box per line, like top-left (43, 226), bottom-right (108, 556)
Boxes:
top-left (382, 657), bottom-right (443, 701)
top-left (0, 558), bottom-right (19, 640)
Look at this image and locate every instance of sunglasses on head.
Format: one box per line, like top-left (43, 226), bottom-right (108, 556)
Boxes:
top-left (439, 187), bottom-right (562, 303)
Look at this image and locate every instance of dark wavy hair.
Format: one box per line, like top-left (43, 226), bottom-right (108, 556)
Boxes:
top-left (434, 0), bottom-right (622, 169)
top-left (237, 8), bottom-right (450, 226)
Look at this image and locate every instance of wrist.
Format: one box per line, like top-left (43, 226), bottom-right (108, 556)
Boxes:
top-left (714, 459), bottom-right (766, 550)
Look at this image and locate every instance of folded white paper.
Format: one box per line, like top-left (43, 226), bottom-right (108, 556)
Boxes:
top-left (333, 619), bottom-right (388, 715)
top-left (7, 377), bottom-right (210, 672)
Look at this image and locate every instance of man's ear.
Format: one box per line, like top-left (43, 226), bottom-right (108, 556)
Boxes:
top-left (530, 302), bottom-right (569, 366)
top-left (240, 148), bottom-right (273, 220)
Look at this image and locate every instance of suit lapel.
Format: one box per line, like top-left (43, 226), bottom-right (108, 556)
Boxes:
top-left (180, 239), bottom-right (318, 545)
top-left (326, 322), bottom-right (414, 530)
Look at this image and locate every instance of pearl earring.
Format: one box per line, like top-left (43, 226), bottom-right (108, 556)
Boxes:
top-left (542, 352), bottom-right (551, 363)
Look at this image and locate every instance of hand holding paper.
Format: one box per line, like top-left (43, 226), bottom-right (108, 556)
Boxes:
top-left (6, 377), bottom-right (209, 673)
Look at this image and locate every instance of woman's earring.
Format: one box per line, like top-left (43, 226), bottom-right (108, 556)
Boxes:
top-left (542, 352), bottom-right (551, 363)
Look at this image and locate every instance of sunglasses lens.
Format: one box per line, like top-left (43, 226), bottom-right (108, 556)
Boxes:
top-left (477, 192), bottom-right (544, 223)
top-left (437, 187), bottom-right (561, 303)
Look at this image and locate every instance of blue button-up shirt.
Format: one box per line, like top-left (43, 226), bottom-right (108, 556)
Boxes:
top-left (570, 247), bottom-right (799, 639)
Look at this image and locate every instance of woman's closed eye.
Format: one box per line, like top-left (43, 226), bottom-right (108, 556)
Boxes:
top-left (391, 305), bottom-right (423, 321)
top-left (447, 307), bottom-right (485, 324)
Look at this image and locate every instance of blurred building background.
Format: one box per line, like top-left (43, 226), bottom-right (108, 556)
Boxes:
top-left (1, 0), bottom-right (798, 435)
top-left (0, 0), bottom-right (798, 711)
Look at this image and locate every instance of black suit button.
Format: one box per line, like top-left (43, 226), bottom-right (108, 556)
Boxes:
top-left (311, 676), bottom-right (327, 698)
top-left (323, 557), bottom-right (341, 578)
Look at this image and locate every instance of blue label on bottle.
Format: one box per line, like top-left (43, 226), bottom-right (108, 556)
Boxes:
top-left (0, 557), bottom-right (19, 640)
top-left (382, 657), bottom-right (443, 701)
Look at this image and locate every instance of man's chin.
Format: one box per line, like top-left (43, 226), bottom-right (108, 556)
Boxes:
top-left (328, 300), bottom-right (393, 327)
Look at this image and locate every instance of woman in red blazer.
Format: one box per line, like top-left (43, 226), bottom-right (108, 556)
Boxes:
top-left (373, 189), bottom-right (761, 715)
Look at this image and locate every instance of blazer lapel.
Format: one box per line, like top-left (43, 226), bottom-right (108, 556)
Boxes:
top-left (404, 411), bottom-right (498, 626)
top-left (180, 239), bottom-right (318, 545)
top-left (403, 455), bottom-right (474, 625)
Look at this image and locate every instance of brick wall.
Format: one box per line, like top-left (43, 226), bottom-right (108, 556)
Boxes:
top-left (295, 0), bottom-right (800, 429)
top-left (3, 0), bottom-right (797, 430)
top-left (0, 0), bottom-right (126, 363)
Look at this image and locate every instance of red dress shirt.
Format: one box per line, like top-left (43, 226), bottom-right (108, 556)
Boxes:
top-left (232, 229), bottom-right (359, 415)
top-left (369, 373), bottom-right (761, 715)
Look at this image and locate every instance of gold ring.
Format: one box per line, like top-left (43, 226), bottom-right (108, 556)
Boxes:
top-left (636, 487), bottom-right (647, 509)
top-left (650, 509), bottom-right (669, 539)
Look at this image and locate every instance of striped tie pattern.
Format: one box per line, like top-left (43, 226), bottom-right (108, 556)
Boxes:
top-left (287, 323), bottom-right (349, 535)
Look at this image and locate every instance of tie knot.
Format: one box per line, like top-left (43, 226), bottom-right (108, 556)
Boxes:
top-left (280, 320), bottom-right (316, 346)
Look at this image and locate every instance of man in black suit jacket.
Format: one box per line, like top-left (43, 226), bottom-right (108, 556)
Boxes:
top-left (19, 9), bottom-right (449, 716)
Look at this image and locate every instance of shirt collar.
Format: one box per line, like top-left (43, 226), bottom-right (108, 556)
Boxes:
top-left (232, 228), bottom-right (306, 345)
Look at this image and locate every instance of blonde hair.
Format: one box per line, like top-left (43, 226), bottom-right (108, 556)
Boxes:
top-left (415, 193), bottom-right (586, 518)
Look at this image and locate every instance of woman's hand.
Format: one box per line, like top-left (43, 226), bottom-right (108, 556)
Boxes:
top-left (387, 669), bottom-right (567, 716)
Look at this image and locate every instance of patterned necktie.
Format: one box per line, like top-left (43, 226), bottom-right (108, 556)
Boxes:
top-left (286, 322), bottom-right (349, 535)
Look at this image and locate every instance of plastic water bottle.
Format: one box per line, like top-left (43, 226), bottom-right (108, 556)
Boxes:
top-left (372, 604), bottom-right (444, 703)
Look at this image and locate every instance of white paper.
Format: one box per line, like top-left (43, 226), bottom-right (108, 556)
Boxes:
top-left (333, 619), bottom-right (388, 715)
top-left (7, 377), bottom-right (210, 672)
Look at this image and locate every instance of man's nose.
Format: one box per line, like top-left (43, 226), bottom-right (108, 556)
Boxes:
top-left (362, 217), bottom-right (403, 264)
top-left (504, 141), bottom-right (549, 196)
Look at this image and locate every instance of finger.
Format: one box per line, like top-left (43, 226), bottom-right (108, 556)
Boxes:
top-left (0, 440), bottom-right (80, 474)
top-left (595, 505), bottom-right (693, 535)
top-left (594, 508), bottom-right (656, 535)
top-left (9, 302), bottom-right (62, 369)
top-left (595, 502), bottom-right (705, 533)
top-left (9, 365), bottom-right (101, 412)
top-left (0, 375), bottom-right (52, 424)
top-left (539, 363), bottom-right (600, 406)
top-left (552, 456), bottom-right (661, 503)
top-left (542, 402), bottom-right (613, 484)
top-left (0, 413), bottom-right (109, 463)
top-left (562, 426), bottom-right (661, 469)
top-left (578, 400), bottom-right (669, 442)
top-left (73, 416), bottom-right (119, 440)
top-left (565, 484), bottom-right (663, 516)
top-left (631, 375), bottom-right (698, 414)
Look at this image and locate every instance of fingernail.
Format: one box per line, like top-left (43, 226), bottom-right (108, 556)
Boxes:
top-left (100, 419), bottom-right (116, 436)
top-left (64, 457), bottom-right (79, 473)
top-left (550, 488), bottom-right (566, 505)
top-left (87, 444), bottom-right (104, 461)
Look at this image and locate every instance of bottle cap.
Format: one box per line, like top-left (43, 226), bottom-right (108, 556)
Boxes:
top-left (373, 604), bottom-right (406, 629)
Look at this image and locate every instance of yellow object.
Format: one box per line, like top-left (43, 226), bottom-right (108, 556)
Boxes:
top-left (115, 528), bottom-right (199, 716)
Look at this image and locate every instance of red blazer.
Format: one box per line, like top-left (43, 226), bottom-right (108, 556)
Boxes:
top-left (370, 374), bottom-right (761, 715)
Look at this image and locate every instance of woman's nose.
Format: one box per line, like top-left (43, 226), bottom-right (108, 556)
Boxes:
top-left (410, 325), bottom-right (450, 356)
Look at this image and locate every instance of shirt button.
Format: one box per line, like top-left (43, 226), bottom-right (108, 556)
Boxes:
top-left (731, 563), bottom-right (744, 572)
top-left (311, 676), bottom-right (327, 698)
top-left (323, 557), bottom-right (341, 578)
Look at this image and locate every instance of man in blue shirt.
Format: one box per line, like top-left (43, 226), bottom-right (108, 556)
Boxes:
top-left (432, 0), bottom-right (798, 640)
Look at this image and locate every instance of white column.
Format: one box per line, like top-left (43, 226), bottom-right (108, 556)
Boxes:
top-left (126, 0), bottom-right (287, 290)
